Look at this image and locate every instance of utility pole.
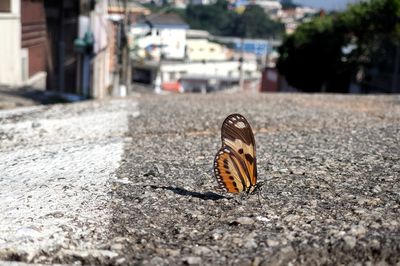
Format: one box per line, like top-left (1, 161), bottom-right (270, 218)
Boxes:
top-left (121, 0), bottom-right (131, 95)
top-left (239, 38), bottom-right (245, 91)
top-left (392, 44), bottom-right (399, 93)
top-left (58, 0), bottom-right (65, 93)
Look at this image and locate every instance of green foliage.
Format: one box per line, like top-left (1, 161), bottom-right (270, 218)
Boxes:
top-left (142, 3), bottom-right (186, 18)
top-left (185, 0), bottom-right (239, 36)
top-left (278, 16), bottom-right (350, 92)
top-left (182, 0), bottom-right (284, 38)
top-left (235, 5), bottom-right (284, 38)
top-left (145, 0), bottom-right (284, 38)
top-left (277, 0), bottom-right (400, 92)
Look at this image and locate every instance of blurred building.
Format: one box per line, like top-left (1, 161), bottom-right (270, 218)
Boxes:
top-left (0, 0), bottom-right (117, 99)
top-left (0, 0), bottom-right (26, 86)
top-left (132, 57), bottom-right (259, 92)
top-left (107, 0), bottom-right (150, 21)
top-left (186, 39), bottom-right (231, 61)
top-left (186, 30), bottom-right (232, 62)
top-left (107, 0), bottom-right (150, 96)
top-left (131, 13), bottom-right (189, 61)
top-left (260, 67), bottom-right (297, 92)
top-left (131, 25), bottom-right (261, 92)
top-left (211, 36), bottom-right (281, 65)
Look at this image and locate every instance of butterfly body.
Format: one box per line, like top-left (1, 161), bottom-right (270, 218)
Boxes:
top-left (214, 114), bottom-right (259, 194)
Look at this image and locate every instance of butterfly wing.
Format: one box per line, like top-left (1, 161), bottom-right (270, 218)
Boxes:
top-left (220, 114), bottom-right (257, 186)
top-left (214, 146), bottom-right (251, 193)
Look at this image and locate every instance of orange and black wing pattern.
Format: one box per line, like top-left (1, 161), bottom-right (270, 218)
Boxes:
top-left (214, 146), bottom-right (249, 193)
top-left (221, 114), bottom-right (257, 187)
top-left (214, 114), bottom-right (258, 194)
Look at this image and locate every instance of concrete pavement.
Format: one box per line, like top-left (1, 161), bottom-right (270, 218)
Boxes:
top-left (0, 93), bottom-right (399, 265)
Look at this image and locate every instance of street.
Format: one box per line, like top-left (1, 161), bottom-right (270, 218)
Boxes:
top-left (1, 93), bottom-right (399, 265)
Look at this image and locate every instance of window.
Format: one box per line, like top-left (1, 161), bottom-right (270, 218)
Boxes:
top-left (0, 0), bottom-right (11, 12)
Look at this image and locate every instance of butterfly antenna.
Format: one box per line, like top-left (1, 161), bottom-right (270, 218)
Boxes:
top-left (257, 181), bottom-right (267, 200)
top-left (257, 189), bottom-right (263, 206)
top-left (256, 189), bottom-right (269, 215)
top-left (256, 181), bottom-right (268, 213)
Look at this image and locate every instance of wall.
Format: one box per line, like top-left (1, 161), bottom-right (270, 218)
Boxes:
top-left (132, 26), bottom-right (187, 60)
top-left (21, 0), bottom-right (47, 89)
top-left (0, 0), bottom-right (21, 86)
top-left (186, 39), bottom-right (230, 62)
top-left (92, 50), bottom-right (110, 98)
top-left (260, 67), bottom-right (279, 92)
top-left (90, 0), bottom-right (110, 99)
top-left (158, 28), bottom-right (186, 59)
top-left (21, 0), bottom-right (46, 77)
top-left (160, 60), bottom-right (259, 82)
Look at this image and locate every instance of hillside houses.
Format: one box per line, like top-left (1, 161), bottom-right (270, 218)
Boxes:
top-left (130, 14), bottom-right (263, 93)
top-left (0, 0), bottom-right (287, 97)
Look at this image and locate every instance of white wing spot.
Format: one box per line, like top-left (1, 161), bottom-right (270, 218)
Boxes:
top-left (235, 121), bottom-right (246, 128)
top-left (228, 120), bottom-right (233, 124)
top-left (231, 117), bottom-right (237, 121)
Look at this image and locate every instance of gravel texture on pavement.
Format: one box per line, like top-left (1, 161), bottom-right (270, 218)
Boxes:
top-left (0, 93), bottom-right (399, 265)
top-left (0, 99), bottom-right (137, 264)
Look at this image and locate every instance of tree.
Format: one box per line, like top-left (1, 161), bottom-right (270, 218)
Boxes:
top-left (277, 0), bottom-right (400, 93)
top-left (185, 0), bottom-right (239, 36)
top-left (235, 4), bottom-right (285, 38)
top-left (183, 0), bottom-right (284, 38)
top-left (277, 16), bottom-right (349, 92)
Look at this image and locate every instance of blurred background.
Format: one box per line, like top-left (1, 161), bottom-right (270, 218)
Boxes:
top-left (0, 0), bottom-right (398, 107)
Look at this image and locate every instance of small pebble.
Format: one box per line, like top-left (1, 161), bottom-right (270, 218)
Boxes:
top-left (184, 256), bottom-right (202, 265)
top-left (234, 217), bottom-right (255, 225)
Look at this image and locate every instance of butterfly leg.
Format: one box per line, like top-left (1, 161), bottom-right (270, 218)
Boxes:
top-left (231, 193), bottom-right (248, 205)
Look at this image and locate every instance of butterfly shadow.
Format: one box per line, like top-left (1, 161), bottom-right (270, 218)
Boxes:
top-left (150, 185), bottom-right (227, 201)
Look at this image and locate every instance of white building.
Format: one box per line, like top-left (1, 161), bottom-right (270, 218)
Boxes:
top-left (185, 30), bottom-right (233, 62)
top-left (131, 25), bottom-right (260, 92)
top-left (159, 60), bottom-right (258, 82)
top-left (0, 0), bottom-right (22, 86)
top-left (131, 13), bottom-right (189, 61)
top-left (186, 39), bottom-right (232, 61)
top-left (132, 58), bottom-right (260, 92)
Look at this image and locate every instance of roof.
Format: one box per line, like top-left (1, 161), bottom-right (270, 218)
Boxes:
top-left (186, 29), bottom-right (210, 39)
top-left (180, 74), bottom-right (239, 82)
top-left (136, 13), bottom-right (189, 29)
top-left (108, 0), bottom-right (150, 15)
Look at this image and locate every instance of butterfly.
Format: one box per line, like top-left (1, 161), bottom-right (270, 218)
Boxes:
top-left (214, 114), bottom-right (262, 194)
